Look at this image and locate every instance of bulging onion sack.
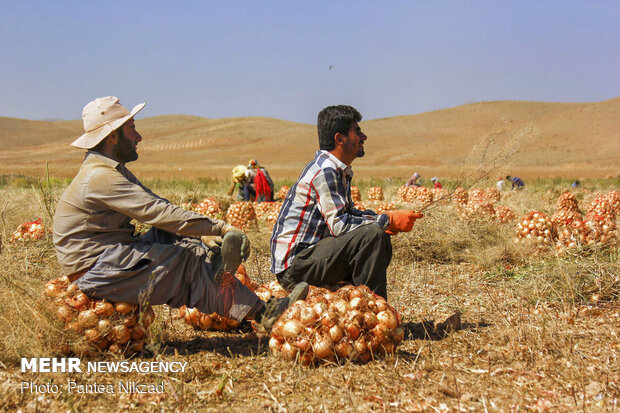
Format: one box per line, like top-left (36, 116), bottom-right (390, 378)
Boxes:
top-left (268, 284), bottom-right (404, 365)
top-left (44, 276), bottom-right (153, 356)
top-left (226, 202), bottom-right (257, 229)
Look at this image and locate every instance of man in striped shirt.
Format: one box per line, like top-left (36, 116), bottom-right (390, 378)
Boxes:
top-left (270, 105), bottom-right (422, 299)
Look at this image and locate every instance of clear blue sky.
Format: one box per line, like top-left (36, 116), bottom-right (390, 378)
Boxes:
top-left (1, 1), bottom-right (619, 123)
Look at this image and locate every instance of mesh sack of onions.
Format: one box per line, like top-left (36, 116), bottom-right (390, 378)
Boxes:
top-left (12, 218), bottom-right (46, 241)
top-left (556, 192), bottom-right (579, 212)
top-left (253, 202), bottom-right (274, 220)
top-left (371, 202), bottom-right (396, 215)
top-left (551, 209), bottom-right (582, 227)
top-left (431, 188), bottom-right (448, 205)
top-left (350, 186), bottom-right (362, 202)
top-left (367, 186), bottom-right (384, 201)
top-left (583, 216), bottom-right (617, 246)
top-left (415, 187), bottom-right (433, 205)
top-left (254, 280), bottom-right (289, 302)
top-left (608, 191), bottom-right (620, 215)
top-left (586, 195), bottom-right (616, 222)
top-left (269, 285), bottom-right (404, 365)
top-left (395, 186), bottom-right (410, 202)
top-left (195, 197), bottom-right (224, 220)
top-left (179, 265), bottom-right (255, 330)
top-left (44, 276), bottom-right (154, 356)
top-left (462, 201), bottom-right (496, 219)
top-left (514, 211), bottom-right (556, 248)
top-left (495, 206), bottom-right (515, 223)
top-left (277, 185), bottom-right (290, 200)
top-left (556, 220), bottom-right (590, 250)
top-left (226, 202), bottom-right (257, 229)
top-left (354, 201), bottom-right (367, 211)
top-left (484, 188), bottom-right (501, 203)
top-left (267, 202), bottom-right (283, 226)
top-left (452, 187), bottom-right (469, 207)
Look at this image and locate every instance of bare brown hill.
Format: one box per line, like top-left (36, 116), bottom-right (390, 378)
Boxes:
top-left (1, 98), bottom-right (618, 180)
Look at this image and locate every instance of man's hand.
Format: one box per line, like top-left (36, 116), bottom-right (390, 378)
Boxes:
top-left (386, 210), bottom-right (423, 234)
top-left (201, 235), bottom-right (223, 254)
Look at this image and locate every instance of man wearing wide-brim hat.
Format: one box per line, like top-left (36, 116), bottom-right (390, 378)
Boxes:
top-left (53, 96), bottom-right (308, 332)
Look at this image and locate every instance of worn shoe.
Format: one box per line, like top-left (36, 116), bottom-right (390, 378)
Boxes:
top-left (255, 282), bottom-right (310, 332)
top-left (212, 231), bottom-right (245, 283)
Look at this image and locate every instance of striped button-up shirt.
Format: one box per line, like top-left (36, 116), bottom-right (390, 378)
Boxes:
top-left (270, 150), bottom-right (389, 274)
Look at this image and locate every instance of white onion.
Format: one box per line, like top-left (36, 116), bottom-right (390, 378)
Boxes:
top-left (281, 319), bottom-right (303, 338)
top-left (97, 319), bottom-right (112, 335)
top-left (313, 337), bottom-right (332, 359)
top-left (45, 283), bottom-right (63, 298)
top-left (300, 307), bottom-right (318, 325)
top-left (84, 328), bottom-right (101, 343)
top-left (376, 311), bottom-right (397, 329)
top-left (112, 325), bottom-right (131, 344)
top-left (294, 337), bottom-right (312, 352)
top-left (115, 302), bottom-right (134, 315)
top-left (281, 342), bottom-right (298, 360)
top-left (77, 309), bottom-right (98, 329)
top-left (94, 301), bottom-right (114, 317)
top-left (331, 299), bottom-right (349, 315)
top-left (269, 337), bottom-right (283, 352)
top-left (329, 325), bottom-right (344, 342)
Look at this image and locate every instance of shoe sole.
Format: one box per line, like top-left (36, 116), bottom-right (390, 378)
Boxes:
top-left (287, 282), bottom-right (310, 305)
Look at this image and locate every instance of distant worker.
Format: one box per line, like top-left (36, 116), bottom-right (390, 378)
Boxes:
top-left (430, 176), bottom-right (442, 190)
top-left (571, 180), bottom-right (581, 188)
top-left (244, 160), bottom-right (275, 202)
top-left (496, 177), bottom-right (505, 191)
top-left (406, 172), bottom-right (421, 187)
top-left (227, 165), bottom-right (247, 200)
top-left (506, 175), bottom-right (524, 190)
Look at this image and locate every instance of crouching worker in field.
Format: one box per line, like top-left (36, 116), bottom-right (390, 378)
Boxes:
top-left (270, 105), bottom-right (423, 300)
top-left (53, 96), bottom-right (308, 332)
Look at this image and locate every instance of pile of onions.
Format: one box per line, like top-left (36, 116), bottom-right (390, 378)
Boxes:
top-left (226, 202), bottom-right (257, 229)
top-left (484, 188), bottom-right (501, 203)
top-left (252, 202), bottom-right (275, 220)
top-left (350, 186), bottom-right (362, 202)
top-left (195, 197), bottom-right (224, 219)
top-left (583, 216), bottom-right (617, 246)
top-left (179, 265), bottom-right (255, 330)
top-left (495, 206), bottom-right (515, 223)
top-left (431, 188), bottom-right (448, 205)
top-left (277, 185), bottom-right (290, 200)
top-left (452, 187), bottom-right (469, 207)
top-left (254, 281), bottom-right (289, 303)
top-left (551, 209), bottom-right (582, 227)
top-left (557, 192), bottom-right (579, 212)
top-left (266, 202), bottom-right (283, 226)
top-left (395, 186), bottom-right (410, 202)
top-left (12, 219), bottom-right (46, 241)
top-left (587, 195), bottom-right (616, 222)
top-left (414, 187), bottom-right (434, 205)
top-left (461, 200), bottom-right (496, 219)
top-left (354, 201), bottom-right (367, 211)
top-left (269, 285), bottom-right (404, 365)
top-left (367, 186), bottom-right (384, 201)
top-left (44, 276), bottom-right (153, 356)
top-left (515, 211), bottom-right (556, 248)
top-left (371, 202), bottom-right (396, 215)
top-left (608, 191), bottom-right (620, 215)
top-left (556, 220), bottom-right (589, 249)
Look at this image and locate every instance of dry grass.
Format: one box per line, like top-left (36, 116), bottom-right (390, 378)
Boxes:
top-left (0, 180), bottom-right (618, 412)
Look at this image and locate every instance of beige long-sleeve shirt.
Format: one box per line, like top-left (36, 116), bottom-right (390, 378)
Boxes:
top-left (53, 151), bottom-right (224, 275)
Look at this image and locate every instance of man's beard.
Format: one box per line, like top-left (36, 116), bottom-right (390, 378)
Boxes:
top-left (113, 131), bottom-right (138, 163)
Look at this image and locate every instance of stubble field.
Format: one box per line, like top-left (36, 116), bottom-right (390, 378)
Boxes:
top-left (0, 176), bottom-right (618, 412)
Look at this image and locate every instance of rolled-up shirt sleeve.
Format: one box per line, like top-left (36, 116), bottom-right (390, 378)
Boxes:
top-left (311, 167), bottom-right (388, 237)
top-left (85, 167), bottom-right (224, 238)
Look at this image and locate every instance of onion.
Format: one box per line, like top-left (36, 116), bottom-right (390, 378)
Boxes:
top-left (211, 317), bottom-right (228, 330)
top-left (376, 311), bottom-right (398, 329)
top-left (349, 297), bottom-right (366, 311)
top-left (286, 304), bottom-right (302, 321)
top-left (299, 351), bottom-right (315, 366)
top-left (379, 339), bottom-right (395, 355)
top-left (320, 310), bottom-right (338, 328)
top-left (94, 301), bottom-right (114, 317)
top-left (123, 314), bottom-right (138, 328)
top-left (359, 350), bottom-right (372, 362)
top-left (227, 319), bottom-right (240, 328)
top-left (346, 322), bottom-right (361, 340)
top-left (77, 309), bottom-right (98, 329)
top-left (59, 275), bottom-right (71, 284)
top-left (112, 325), bottom-right (131, 344)
top-left (197, 314), bottom-right (212, 330)
top-left (115, 302), bottom-right (134, 315)
top-left (269, 337), bottom-right (283, 352)
top-left (281, 342), bottom-right (298, 360)
top-left (300, 307), bottom-right (318, 325)
top-left (84, 328), bottom-right (101, 343)
top-left (330, 299), bottom-right (349, 315)
top-left (131, 324), bottom-right (147, 340)
top-left (66, 321), bottom-right (82, 333)
top-left (294, 337), bottom-right (312, 352)
top-left (97, 319), bottom-right (113, 335)
top-left (71, 292), bottom-right (91, 310)
top-left (329, 325), bottom-right (344, 342)
top-left (353, 338), bottom-right (368, 354)
top-left (56, 305), bottom-right (73, 322)
top-left (66, 283), bottom-right (79, 296)
top-left (349, 288), bottom-right (364, 300)
top-left (335, 341), bottom-right (352, 358)
top-left (313, 302), bottom-right (327, 316)
top-left (313, 337), bottom-right (333, 359)
top-left (363, 312), bottom-right (378, 329)
top-left (45, 283), bottom-right (63, 298)
top-left (281, 319), bottom-right (303, 338)
top-left (392, 327), bottom-right (405, 343)
top-left (375, 300), bottom-right (389, 313)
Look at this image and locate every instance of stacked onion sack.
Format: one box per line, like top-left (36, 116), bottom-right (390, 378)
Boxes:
top-left (367, 186), bottom-right (384, 201)
top-left (395, 186), bottom-right (412, 203)
top-left (179, 265), bottom-right (256, 331)
top-left (431, 188), bottom-right (448, 205)
top-left (372, 202), bottom-right (396, 215)
top-left (452, 187), bottom-right (469, 208)
top-left (515, 211), bottom-right (556, 249)
top-left (277, 185), bottom-right (290, 200)
top-left (495, 206), bottom-right (515, 223)
top-left (556, 219), bottom-right (590, 250)
top-left (556, 192), bottom-right (579, 212)
top-left (268, 285), bottom-right (404, 365)
top-left (350, 186), bottom-right (362, 202)
top-left (415, 187), bottom-right (434, 206)
top-left (583, 215), bottom-right (617, 246)
top-left (586, 195), bottom-right (617, 222)
top-left (462, 200), bottom-right (496, 219)
top-left (194, 197), bottom-right (224, 220)
top-left (44, 276), bottom-right (154, 356)
top-left (266, 202), bottom-right (283, 226)
top-left (253, 202), bottom-right (274, 220)
top-left (484, 188), bottom-right (501, 203)
top-left (12, 218), bottom-right (46, 241)
top-left (608, 191), bottom-right (620, 215)
top-left (226, 202), bottom-right (257, 229)
top-left (254, 280), bottom-right (289, 302)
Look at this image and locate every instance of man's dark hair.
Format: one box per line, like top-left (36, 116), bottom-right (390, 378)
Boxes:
top-left (317, 105), bottom-right (362, 151)
top-left (90, 125), bottom-right (127, 153)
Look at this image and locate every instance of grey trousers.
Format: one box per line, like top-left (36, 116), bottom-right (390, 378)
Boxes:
top-left (75, 228), bottom-right (262, 321)
top-left (277, 225), bottom-right (392, 299)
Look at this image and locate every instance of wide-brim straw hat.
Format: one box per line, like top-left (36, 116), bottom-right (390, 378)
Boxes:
top-left (71, 96), bottom-right (145, 149)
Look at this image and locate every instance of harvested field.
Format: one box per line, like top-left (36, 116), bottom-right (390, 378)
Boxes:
top-left (0, 178), bottom-right (618, 412)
